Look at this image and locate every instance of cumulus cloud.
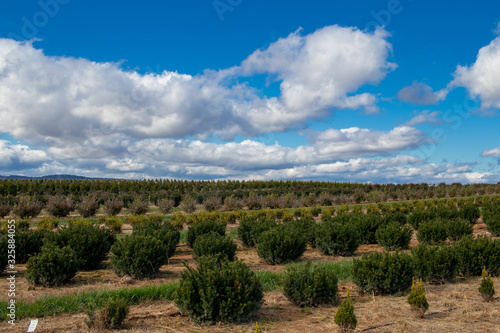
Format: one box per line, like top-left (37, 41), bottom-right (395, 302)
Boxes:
top-left (241, 26), bottom-right (396, 115)
top-left (450, 36), bottom-right (500, 109)
top-left (0, 140), bottom-right (48, 171)
top-left (480, 147), bottom-right (500, 157)
top-left (0, 26), bottom-right (395, 154)
top-left (404, 110), bottom-right (442, 126)
top-left (397, 81), bottom-right (448, 105)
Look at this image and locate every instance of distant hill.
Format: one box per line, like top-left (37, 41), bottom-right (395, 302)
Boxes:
top-left (0, 174), bottom-right (103, 180)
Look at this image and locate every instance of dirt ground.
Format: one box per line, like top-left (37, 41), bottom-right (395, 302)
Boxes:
top-left (0, 219), bottom-right (498, 332)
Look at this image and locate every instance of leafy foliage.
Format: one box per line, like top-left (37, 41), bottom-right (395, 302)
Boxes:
top-left (15, 229), bottom-right (49, 264)
top-left (453, 235), bottom-right (500, 276)
top-left (375, 222), bottom-right (413, 251)
top-left (77, 196), bottom-right (100, 218)
top-left (110, 234), bottom-right (168, 279)
top-left (134, 219), bottom-right (180, 259)
top-left (237, 217), bottom-right (277, 247)
top-left (282, 263), bottom-right (338, 307)
top-left (186, 219), bottom-right (226, 248)
top-left (445, 218), bottom-right (473, 241)
top-left (315, 219), bottom-right (359, 256)
top-left (45, 196), bottom-right (74, 218)
top-left (407, 278), bottom-right (429, 318)
top-left (255, 224), bottom-right (307, 265)
top-left (192, 231), bottom-right (237, 262)
top-left (482, 203), bottom-right (500, 236)
top-left (411, 244), bottom-right (458, 283)
top-left (479, 267), bottom-right (495, 301)
top-left (417, 220), bottom-right (448, 245)
top-left (352, 251), bottom-right (414, 295)
top-left (26, 245), bottom-right (79, 287)
top-left (174, 257), bottom-right (263, 323)
top-left (334, 291), bottom-right (357, 332)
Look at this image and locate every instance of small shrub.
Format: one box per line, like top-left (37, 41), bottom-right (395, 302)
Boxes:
top-left (353, 214), bottom-right (384, 245)
top-left (77, 196), bottom-right (100, 218)
top-left (483, 204), bottom-right (500, 236)
top-left (237, 217), bottom-right (277, 247)
top-left (110, 234), bottom-right (168, 279)
top-left (375, 222), bottom-right (413, 251)
top-left (25, 245), bottom-right (78, 287)
top-left (223, 195), bottom-right (243, 211)
top-left (186, 219), bottom-right (226, 248)
top-left (192, 231), bottom-right (237, 262)
top-left (453, 235), bottom-right (500, 276)
top-left (86, 298), bottom-right (129, 330)
top-left (417, 220), bottom-right (448, 245)
top-left (157, 198), bottom-right (175, 214)
top-left (383, 211), bottom-right (408, 225)
top-left (174, 257), bottom-right (263, 323)
top-left (45, 196), bottom-right (74, 218)
top-left (315, 220), bottom-right (359, 256)
top-left (352, 251), bottom-right (414, 295)
top-left (407, 278), bottom-right (429, 318)
top-left (255, 225), bottom-right (307, 265)
top-left (411, 244), bottom-right (458, 283)
top-left (170, 212), bottom-right (187, 229)
top-left (479, 267), bottom-right (495, 301)
top-left (408, 209), bottom-right (434, 229)
top-left (103, 217), bottom-right (123, 233)
top-left (0, 235), bottom-right (7, 272)
top-left (334, 290), bottom-right (357, 333)
top-left (446, 218), bottom-right (473, 241)
top-left (134, 219), bottom-right (180, 259)
top-left (283, 263), bottom-right (338, 307)
top-left (37, 218), bottom-right (59, 230)
top-left (129, 197), bottom-right (149, 215)
top-left (310, 206), bottom-right (322, 217)
top-left (180, 195), bottom-right (197, 213)
top-left (46, 224), bottom-right (116, 270)
top-left (203, 196), bottom-right (222, 212)
top-left (287, 217), bottom-right (317, 247)
top-left (13, 197), bottom-right (43, 219)
top-left (0, 204), bottom-right (11, 218)
top-left (104, 197), bottom-right (123, 217)
top-left (459, 204), bottom-right (480, 224)
top-left (16, 229), bottom-right (49, 264)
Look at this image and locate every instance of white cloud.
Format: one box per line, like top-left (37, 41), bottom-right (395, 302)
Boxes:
top-left (241, 26), bottom-right (396, 115)
top-left (404, 110), bottom-right (442, 126)
top-left (0, 140), bottom-right (48, 170)
top-left (480, 147), bottom-right (500, 157)
top-left (397, 81), bottom-right (448, 105)
top-left (450, 36), bottom-right (500, 109)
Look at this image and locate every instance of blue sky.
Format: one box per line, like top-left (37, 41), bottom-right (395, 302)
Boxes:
top-left (0, 0), bottom-right (499, 183)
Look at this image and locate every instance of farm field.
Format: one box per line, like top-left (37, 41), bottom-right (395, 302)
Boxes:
top-left (1, 180), bottom-right (500, 332)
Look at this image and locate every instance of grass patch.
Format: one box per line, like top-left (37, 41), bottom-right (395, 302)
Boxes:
top-left (0, 282), bottom-right (177, 321)
top-left (227, 228), bottom-right (238, 240)
top-left (179, 230), bottom-right (187, 244)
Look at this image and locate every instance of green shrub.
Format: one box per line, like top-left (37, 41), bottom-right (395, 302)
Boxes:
top-left (446, 218), bottom-right (473, 241)
top-left (0, 235), bottom-right (7, 272)
top-left (453, 235), bottom-right (500, 276)
top-left (16, 229), bottom-right (49, 264)
top-left (255, 225), bottom-right (307, 265)
top-left (479, 267), bottom-right (495, 301)
top-left (417, 220), bottom-right (448, 245)
top-left (353, 214), bottom-right (384, 245)
top-left (180, 195), bottom-right (197, 213)
top-left (174, 257), bottom-right (263, 323)
top-left (282, 263), bottom-right (338, 307)
top-left (287, 217), bottom-right (316, 247)
top-left (375, 222), bottom-right (413, 251)
top-left (192, 232), bottom-right (237, 262)
top-left (483, 204), bottom-right (500, 236)
top-left (37, 218), bottom-right (59, 230)
top-left (25, 245), bottom-right (78, 287)
top-left (12, 197), bottom-right (43, 219)
top-left (408, 209), bottom-right (434, 229)
top-left (134, 220), bottom-right (180, 259)
top-left (411, 244), bottom-right (458, 283)
top-left (103, 217), bottom-right (123, 233)
top-left (237, 217), bottom-right (277, 247)
top-left (186, 219), bottom-right (226, 248)
top-left (383, 211), bottom-right (408, 225)
top-left (157, 198), bottom-right (175, 214)
top-left (352, 251), bottom-right (414, 295)
top-left (430, 206), bottom-right (459, 220)
top-left (334, 291), bottom-right (357, 332)
top-left (458, 204), bottom-right (480, 224)
top-left (407, 278), bottom-right (429, 318)
top-left (46, 224), bottom-right (116, 270)
top-left (110, 234), bottom-right (168, 279)
top-left (315, 220), bottom-right (359, 256)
